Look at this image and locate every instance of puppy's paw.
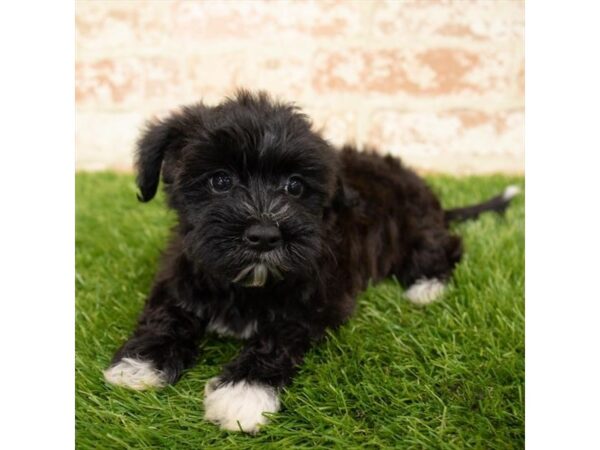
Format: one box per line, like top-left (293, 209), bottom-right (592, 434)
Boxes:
top-left (103, 357), bottom-right (167, 390)
top-left (405, 278), bottom-right (446, 305)
top-left (203, 377), bottom-right (280, 433)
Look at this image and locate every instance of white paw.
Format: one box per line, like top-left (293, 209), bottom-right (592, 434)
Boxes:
top-left (503, 184), bottom-right (521, 200)
top-left (103, 357), bottom-right (167, 390)
top-left (405, 278), bottom-right (446, 305)
top-left (203, 377), bottom-right (280, 433)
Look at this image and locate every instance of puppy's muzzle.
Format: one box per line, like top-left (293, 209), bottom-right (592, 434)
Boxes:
top-left (243, 224), bottom-right (282, 251)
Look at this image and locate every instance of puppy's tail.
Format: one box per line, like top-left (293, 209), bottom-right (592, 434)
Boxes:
top-left (444, 185), bottom-right (521, 224)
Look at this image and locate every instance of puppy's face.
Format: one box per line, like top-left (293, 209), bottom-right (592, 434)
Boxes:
top-left (135, 92), bottom-right (344, 287)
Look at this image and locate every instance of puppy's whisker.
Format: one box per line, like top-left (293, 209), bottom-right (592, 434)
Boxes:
top-left (262, 250), bottom-right (290, 272)
top-left (269, 204), bottom-right (291, 222)
top-left (240, 200), bottom-right (257, 215)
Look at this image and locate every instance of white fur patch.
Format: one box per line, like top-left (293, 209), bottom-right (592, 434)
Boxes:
top-left (233, 263), bottom-right (269, 287)
top-left (503, 185), bottom-right (521, 200)
top-left (405, 278), bottom-right (446, 305)
top-left (103, 357), bottom-right (167, 390)
top-left (207, 318), bottom-right (257, 339)
top-left (203, 377), bottom-right (280, 433)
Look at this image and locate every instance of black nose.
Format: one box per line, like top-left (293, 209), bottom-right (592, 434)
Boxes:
top-left (244, 224), bottom-right (282, 251)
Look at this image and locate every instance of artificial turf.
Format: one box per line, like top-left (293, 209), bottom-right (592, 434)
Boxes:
top-left (75, 172), bottom-right (524, 449)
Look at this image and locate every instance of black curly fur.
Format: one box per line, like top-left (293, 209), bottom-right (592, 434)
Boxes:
top-left (109, 90), bottom-right (514, 390)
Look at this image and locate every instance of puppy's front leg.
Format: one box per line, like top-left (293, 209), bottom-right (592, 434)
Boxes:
top-left (104, 281), bottom-right (206, 390)
top-left (203, 321), bottom-right (315, 433)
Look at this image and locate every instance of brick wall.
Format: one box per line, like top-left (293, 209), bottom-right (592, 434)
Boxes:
top-left (76, 0), bottom-right (524, 174)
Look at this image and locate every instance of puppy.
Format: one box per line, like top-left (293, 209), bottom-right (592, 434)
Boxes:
top-left (104, 90), bottom-right (518, 433)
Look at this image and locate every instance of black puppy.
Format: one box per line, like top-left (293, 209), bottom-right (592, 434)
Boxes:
top-left (104, 90), bottom-right (518, 433)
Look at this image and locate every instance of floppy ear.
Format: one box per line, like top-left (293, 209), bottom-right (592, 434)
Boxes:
top-left (332, 176), bottom-right (359, 209)
top-left (135, 115), bottom-right (182, 202)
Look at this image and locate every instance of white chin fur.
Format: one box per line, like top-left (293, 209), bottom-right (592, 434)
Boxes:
top-left (233, 263), bottom-right (269, 287)
top-left (203, 377), bottom-right (280, 433)
top-left (405, 278), bottom-right (446, 305)
top-left (103, 357), bottom-right (167, 390)
top-left (503, 185), bottom-right (521, 200)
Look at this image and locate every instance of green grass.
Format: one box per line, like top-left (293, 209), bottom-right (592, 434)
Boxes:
top-left (76, 172), bottom-right (524, 449)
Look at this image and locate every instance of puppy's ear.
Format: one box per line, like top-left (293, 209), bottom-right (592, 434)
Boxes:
top-left (135, 114), bottom-right (183, 202)
top-left (332, 177), bottom-right (359, 209)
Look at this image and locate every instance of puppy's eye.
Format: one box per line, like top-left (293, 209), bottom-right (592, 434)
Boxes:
top-left (209, 171), bottom-right (233, 192)
top-left (285, 176), bottom-right (304, 197)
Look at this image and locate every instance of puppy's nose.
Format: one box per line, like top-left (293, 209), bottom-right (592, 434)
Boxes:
top-left (244, 224), bottom-right (282, 251)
